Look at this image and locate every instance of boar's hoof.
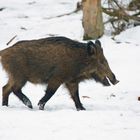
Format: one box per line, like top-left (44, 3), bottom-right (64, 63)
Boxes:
top-left (76, 106), bottom-right (86, 111)
top-left (2, 100), bottom-right (8, 106)
top-left (38, 102), bottom-right (45, 110)
top-left (27, 103), bottom-right (33, 109)
top-left (23, 98), bottom-right (33, 109)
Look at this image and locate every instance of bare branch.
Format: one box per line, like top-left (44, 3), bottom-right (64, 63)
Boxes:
top-left (44, 2), bottom-right (82, 20)
top-left (102, 0), bottom-right (140, 35)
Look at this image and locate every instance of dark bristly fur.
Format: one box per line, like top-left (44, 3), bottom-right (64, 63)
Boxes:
top-left (0, 36), bottom-right (119, 110)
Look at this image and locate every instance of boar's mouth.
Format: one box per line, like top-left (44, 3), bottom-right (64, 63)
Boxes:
top-left (102, 77), bottom-right (111, 86)
top-left (92, 73), bottom-right (119, 86)
top-left (92, 73), bottom-right (110, 86)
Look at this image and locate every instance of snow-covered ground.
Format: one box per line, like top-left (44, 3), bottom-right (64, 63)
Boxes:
top-left (0, 0), bottom-right (140, 140)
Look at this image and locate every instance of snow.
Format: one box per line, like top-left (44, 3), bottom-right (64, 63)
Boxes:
top-left (0, 0), bottom-right (140, 140)
top-left (115, 26), bottom-right (140, 45)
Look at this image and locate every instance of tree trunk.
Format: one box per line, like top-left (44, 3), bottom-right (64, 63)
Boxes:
top-left (82, 0), bottom-right (104, 40)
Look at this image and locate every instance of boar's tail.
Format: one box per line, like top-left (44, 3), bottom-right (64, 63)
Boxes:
top-left (0, 50), bottom-right (3, 61)
top-left (0, 51), bottom-right (1, 61)
top-left (0, 50), bottom-right (2, 56)
top-left (0, 50), bottom-right (3, 57)
top-left (0, 49), bottom-right (5, 56)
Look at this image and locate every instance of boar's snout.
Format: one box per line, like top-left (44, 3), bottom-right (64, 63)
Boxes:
top-left (109, 73), bottom-right (119, 85)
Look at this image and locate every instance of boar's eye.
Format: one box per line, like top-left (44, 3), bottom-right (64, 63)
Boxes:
top-left (100, 58), bottom-right (108, 66)
top-left (100, 59), bottom-right (105, 64)
top-left (87, 41), bottom-right (96, 56)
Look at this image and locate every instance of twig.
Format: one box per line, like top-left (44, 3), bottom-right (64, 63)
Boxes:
top-left (7, 35), bottom-right (17, 45)
top-left (44, 2), bottom-right (81, 20)
top-left (0, 7), bottom-right (5, 11)
top-left (44, 11), bottom-right (75, 20)
top-left (133, 11), bottom-right (140, 17)
top-left (113, 0), bottom-right (123, 10)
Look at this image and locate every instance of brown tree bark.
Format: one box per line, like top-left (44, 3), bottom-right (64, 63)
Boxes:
top-left (82, 0), bottom-right (104, 40)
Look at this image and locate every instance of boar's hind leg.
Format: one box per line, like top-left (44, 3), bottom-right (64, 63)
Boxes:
top-left (66, 82), bottom-right (85, 111)
top-left (2, 82), bottom-right (12, 106)
top-left (11, 79), bottom-right (33, 109)
top-left (38, 82), bottom-right (60, 110)
top-left (13, 88), bottom-right (33, 109)
top-left (3, 77), bottom-right (32, 109)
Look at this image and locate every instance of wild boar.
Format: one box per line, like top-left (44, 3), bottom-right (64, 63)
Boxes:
top-left (0, 36), bottom-right (119, 110)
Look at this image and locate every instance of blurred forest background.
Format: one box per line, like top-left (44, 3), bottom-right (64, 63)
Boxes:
top-left (76, 0), bottom-right (140, 39)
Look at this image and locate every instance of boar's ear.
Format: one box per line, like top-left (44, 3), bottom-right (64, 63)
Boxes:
top-left (87, 41), bottom-right (96, 56)
top-left (95, 40), bottom-right (101, 47)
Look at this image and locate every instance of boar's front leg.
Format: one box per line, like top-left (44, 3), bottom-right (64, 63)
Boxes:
top-left (2, 83), bottom-right (12, 106)
top-left (66, 82), bottom-right (85, 111)
top-left (38, 81), bottom-right (61, 110)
